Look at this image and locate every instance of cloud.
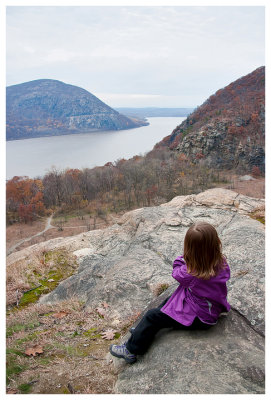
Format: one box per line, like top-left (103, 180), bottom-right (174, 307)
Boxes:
top-left (23, 46), bottom-right (35, 54)
top-left (6, 6), bottom-right (265, 107)
top-left (42, 49), bottom-right (79, 64)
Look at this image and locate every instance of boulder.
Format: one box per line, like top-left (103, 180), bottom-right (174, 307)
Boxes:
top-left (239, 175), bottom-right (256, 181)
top-left (39, 189), bottom-right (265, 336)
top-left (110, 290), bottom-right (265, 394)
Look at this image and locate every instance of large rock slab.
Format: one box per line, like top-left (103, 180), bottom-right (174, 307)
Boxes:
top-left (108, 287), bottom-right (264, 394)
top-left (112, 308), bottom-right (264, 394)
top-left (39, 189), bottom-right (265, 335)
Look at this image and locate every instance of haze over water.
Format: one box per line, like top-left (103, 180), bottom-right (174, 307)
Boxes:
top-left (6, 117), bottom-right (184, 179)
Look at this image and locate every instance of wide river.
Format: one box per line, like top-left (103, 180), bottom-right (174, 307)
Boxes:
top-left (6, 117), bottom-right (185, 179)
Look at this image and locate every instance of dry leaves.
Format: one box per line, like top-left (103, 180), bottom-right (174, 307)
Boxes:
top-left (101, 329), bottom-right (116, 340)
top-left (96, 307), bottom-right (107, 317)
top-left (25, 345), bottom-right (44, 356)
top-left (52, 311), bottom-right (69, 319)
top-left (6, 389), bottom-right (18, 394)
top-left (233, 269), bottom-right (250, 278)
top-left (96, 302), bottom-right (110, 318)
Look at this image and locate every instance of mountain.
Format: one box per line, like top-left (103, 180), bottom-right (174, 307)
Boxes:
top-left (155, 67), bottom-right (265, 173)
top-left (6, 79), bottom-right (148, 140)
top-left (115, 107), bottom-right (194, 118)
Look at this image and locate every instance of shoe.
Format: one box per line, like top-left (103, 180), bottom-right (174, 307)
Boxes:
top-left (109, 343), bottom-right (137, 364)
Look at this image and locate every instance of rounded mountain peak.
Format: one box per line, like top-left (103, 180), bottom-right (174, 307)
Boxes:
top-left (6, 79), bottom-right (143, 140)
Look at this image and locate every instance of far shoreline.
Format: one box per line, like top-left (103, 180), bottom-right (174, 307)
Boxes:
top-left (6, 121), bottom-right (150, 142)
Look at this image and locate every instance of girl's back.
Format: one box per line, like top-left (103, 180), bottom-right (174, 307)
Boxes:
top-left (161, 223), bottom-right (231, 325)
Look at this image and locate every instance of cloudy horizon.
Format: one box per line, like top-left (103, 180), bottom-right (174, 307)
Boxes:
top-left (6, 6), bottom-right (265, 108)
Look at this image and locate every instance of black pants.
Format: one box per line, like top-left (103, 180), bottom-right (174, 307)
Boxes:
top-left (126, 297), bottom-right (211, 355)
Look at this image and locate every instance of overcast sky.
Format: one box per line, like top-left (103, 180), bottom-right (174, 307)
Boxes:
top-left (6, 6), bottom-right (265, 108)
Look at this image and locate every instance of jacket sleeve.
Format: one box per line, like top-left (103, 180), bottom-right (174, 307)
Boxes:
top-left (172, 256), bottom-right (195, 287)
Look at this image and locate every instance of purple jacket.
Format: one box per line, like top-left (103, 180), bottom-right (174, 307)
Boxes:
top-left (161, 255), bottom-right (231, 325)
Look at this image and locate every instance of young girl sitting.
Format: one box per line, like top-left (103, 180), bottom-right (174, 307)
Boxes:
top-left (110, 221), bottom-right (231, 363)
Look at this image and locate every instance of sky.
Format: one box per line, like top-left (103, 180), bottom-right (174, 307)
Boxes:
top-left (5, 5), bottom-right (265, 108)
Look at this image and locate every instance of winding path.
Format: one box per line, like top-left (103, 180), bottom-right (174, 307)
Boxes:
top-left (7, 214), bottom-right (54, 256)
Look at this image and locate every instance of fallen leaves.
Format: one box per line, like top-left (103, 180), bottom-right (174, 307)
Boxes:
top-left (52, 311), bottom-right (69, 319)
top-left (96, 302), bottom-right (110, 318)
top-left (25, 345), bottom-right (44, 357)
top-left (101, 329), bottom-right (116, 340)
top-left (6, 389), bottom-right (18, 394)
top-left (233, 269), bottom-right (250, 278)
top-left (96, 307), bottom-right (107, 318)
top-left (6, 297), bottom-right (129, 394)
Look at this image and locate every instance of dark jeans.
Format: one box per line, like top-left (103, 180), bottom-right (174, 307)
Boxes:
top-left (126, 297), bottom-right (211, 355)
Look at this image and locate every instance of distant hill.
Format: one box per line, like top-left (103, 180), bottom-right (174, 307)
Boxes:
top-left (155, 67), bottom-right (265, 173)
top-left (115, 107), bottom-right (194, 118)
top-left (6, 79), bottom-right (148, 140)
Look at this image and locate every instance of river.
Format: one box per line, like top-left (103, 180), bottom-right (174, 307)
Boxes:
top-left (6, 117), bottom-right (185, 179)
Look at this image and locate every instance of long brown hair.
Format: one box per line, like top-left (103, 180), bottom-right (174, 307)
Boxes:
top-left (183, 222), bottom-right (224, 280)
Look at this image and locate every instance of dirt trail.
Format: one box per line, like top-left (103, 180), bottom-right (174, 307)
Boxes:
top-left (7, 214), bottom-right (54, 256)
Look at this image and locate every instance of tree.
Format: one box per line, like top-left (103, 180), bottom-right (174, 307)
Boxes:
top-left (251, 165), bottom-right (261, 178)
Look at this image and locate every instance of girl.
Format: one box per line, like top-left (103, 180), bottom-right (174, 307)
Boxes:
top-left (110, 222), bottom-right (231, 363)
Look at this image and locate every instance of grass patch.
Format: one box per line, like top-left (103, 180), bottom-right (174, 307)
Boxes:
top-left (6, 348), bottom-right (24, 356)
top-left (6, 358), bottom-right (26, 385)
top-left (16, 249), bottom-right (78, 308)
top-left (249, 211), bottom-right (265, 225)
top-left (6, 297), bottom-right (128, 393)
top-left (83, 328), bottom-right (101, 340)
top-left (6, 321), bottom-right (40, 338)
top-left (153, 282), bottom-right (170, 297)
top-left (15, 331), bottom-right (39, 345)
top-left (18, 383), bottom-right (32, 394)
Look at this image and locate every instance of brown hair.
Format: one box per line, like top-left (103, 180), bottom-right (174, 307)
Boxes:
top-left (183, 222), bottom-right (224, 280)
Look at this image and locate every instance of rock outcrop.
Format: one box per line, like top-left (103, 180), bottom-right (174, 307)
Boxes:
top-left (111, 289), bottom-right (264, 394)
top-left (7, 188), bottom-right (265, 393)
top-left (175, 120), bottom-right (265, 172)
top-left (6, 79), bottom-right (147, 140)
top-left (156, 67), bottom-right (265, 173)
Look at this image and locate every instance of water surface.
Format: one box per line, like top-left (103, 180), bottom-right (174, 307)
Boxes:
top-left (6, 117), bottom-right (185, 179)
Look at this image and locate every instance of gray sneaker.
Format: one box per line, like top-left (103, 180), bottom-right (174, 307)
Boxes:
top-left (109, 343), bottom-right (137, 363)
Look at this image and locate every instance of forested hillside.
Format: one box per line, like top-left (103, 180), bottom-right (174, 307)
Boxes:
top-left (6, 148), bottom-right (223, 225)
top-left (155, 66), bottom-right (265, 172)
top-left (6, 67), bottom-right (265, 225)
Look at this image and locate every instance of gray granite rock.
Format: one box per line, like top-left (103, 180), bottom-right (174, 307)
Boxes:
top-left (107, 286), bottom-right (264, 394)
top-left (40, 189), bottom-right (265, 336)
top-left (35, 188), bottom-right (266, 394)
top-left (112, 306), bottom-right (264, 394)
